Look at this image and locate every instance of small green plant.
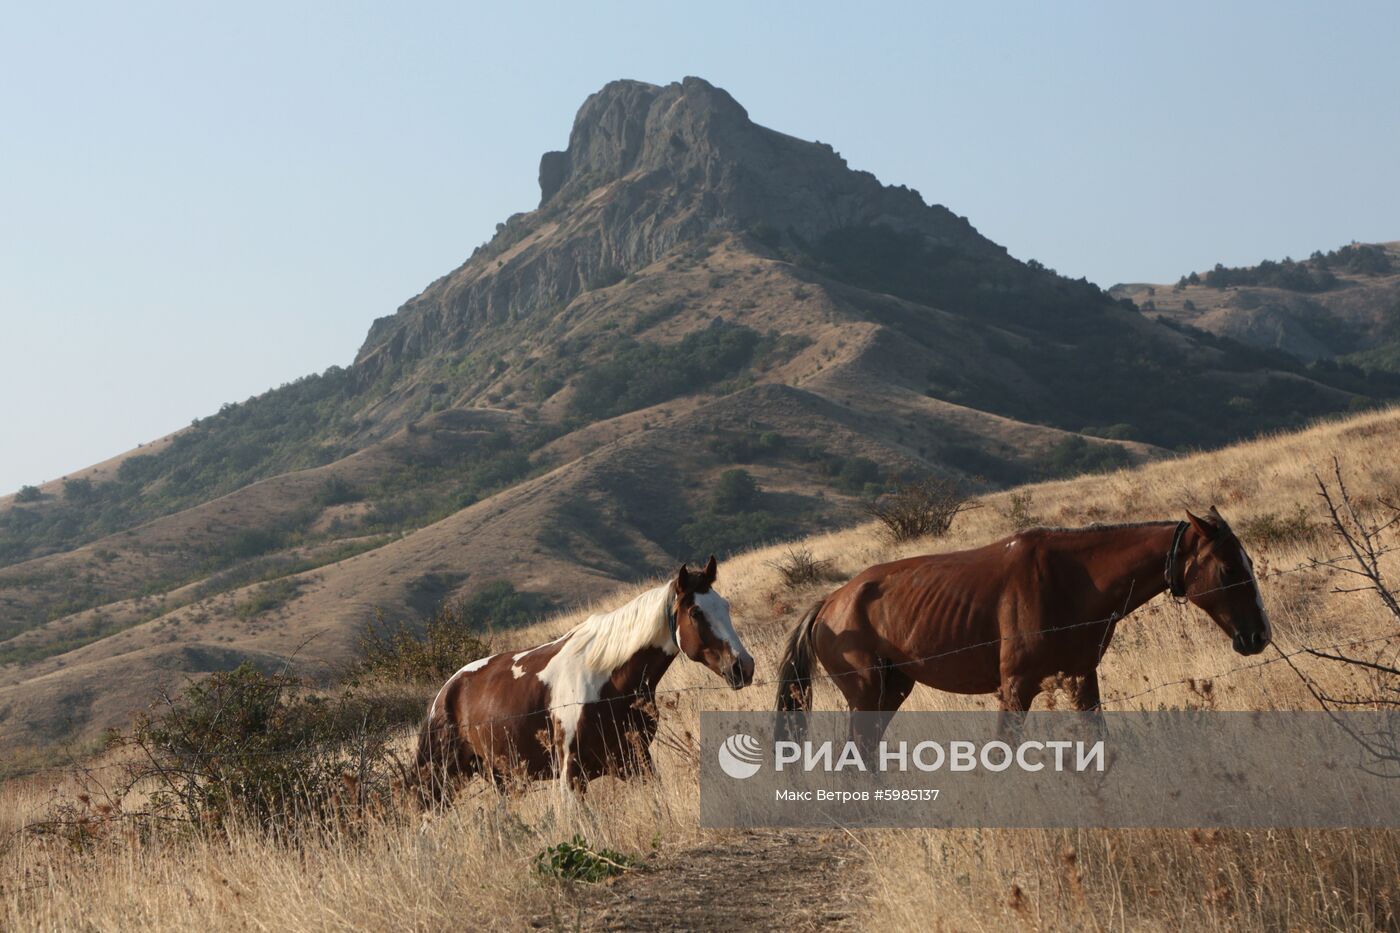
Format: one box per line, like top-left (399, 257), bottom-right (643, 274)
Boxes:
top-left (14, 484), bottom-right (42, 503)
top-left (1004, 491), bottom-right (1040, 531)
top-left (233, 578), bottom-right (304, 619)
top-left (1236, 504), bottom-right (1320, 548)
top-left (532, 834), bottom-right (638, 883)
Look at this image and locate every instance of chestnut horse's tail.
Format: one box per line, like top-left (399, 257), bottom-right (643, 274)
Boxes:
top-left (775, 599), bottom-right (824, 713)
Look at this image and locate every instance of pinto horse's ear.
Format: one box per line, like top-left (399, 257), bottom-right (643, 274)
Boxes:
top-left (703, 554), bottom-right (718, 584)
top-left (674, 564), bottom-right (690, 593)
top-left (1186, 509), bottom-right (1219, 541)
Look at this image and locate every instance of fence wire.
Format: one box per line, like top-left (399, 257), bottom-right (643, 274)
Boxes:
top-left (6, 541), bottom-right (1399, 782)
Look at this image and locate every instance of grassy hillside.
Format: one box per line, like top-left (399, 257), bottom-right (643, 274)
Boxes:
top-left (3, 405), bottom-right (1398, 930)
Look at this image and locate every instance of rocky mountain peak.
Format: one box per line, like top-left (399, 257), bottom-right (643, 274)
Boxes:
top-left (356, 77), bottom-right (993, 374)
top-left (538, 77), bottom-right (750, 206)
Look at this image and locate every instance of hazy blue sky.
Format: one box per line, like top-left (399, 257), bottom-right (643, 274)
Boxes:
top-left (3, 1), bottom-right (1398, 494)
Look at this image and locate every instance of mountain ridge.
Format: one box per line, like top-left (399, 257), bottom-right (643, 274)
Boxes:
top-left (1111, 241), bottom-right (1400, 366)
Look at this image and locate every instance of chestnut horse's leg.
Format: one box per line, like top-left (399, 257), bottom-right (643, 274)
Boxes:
top-left (998, 674), bottom-right (1041, 712)
top-left (1068, 670), bottom-right (1101, 712)
top-left (1067, 670), bottom-right (1110, 749)
top-left (997, 674), bottom-right (1042, 739)
top-left (830, 656), bottom-right (914, 758)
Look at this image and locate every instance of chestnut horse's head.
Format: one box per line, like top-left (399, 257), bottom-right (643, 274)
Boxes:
top-left (1174, 507), bottom-right (1272, 656)
top-left (672, 555), bottom-right (754, 689)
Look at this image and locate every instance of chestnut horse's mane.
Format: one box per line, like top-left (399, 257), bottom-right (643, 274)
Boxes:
top-left (1025, 520), bottom-right (1184, 535)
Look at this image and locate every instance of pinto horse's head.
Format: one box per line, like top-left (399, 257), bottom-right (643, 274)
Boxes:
top-left (672, 555), bottom-right (754, 689)
top-left (1176, 507), bottom-right (1272, 656)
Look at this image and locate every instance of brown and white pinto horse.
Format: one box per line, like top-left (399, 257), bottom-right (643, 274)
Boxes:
top-left (415, 556), bottom-right (753, 802)
top-left (776, 508), bottom-right (1270, 740)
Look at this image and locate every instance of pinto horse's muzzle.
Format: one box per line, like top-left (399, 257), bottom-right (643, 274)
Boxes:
top-left (724, 654), bottom-right (755, 689)
top-left (1233, 628), bottom-right (1269, 656)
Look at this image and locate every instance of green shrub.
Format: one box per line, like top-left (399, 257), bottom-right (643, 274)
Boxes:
top-left (1044, 436), bottom-right (1132, 478)
top-left (1004, 491), bottom-right (1040, 531)
top-left (314, 476), bottom-right (362, 507)
top-left (233, 578), bottom-right (304, 619)
top-left (62, 477), bottom-right (96, 504)
top-left (533, 835), bottom-right (637, 883)
top-left (14, 485), bottom-right (42, 503)
top-left (568, 326), bottom-right (757, 419)
top-left (351, 586), bottom-right (556, 683)
top-left (835, 456), bottom-right (882, 493)
top-left (1236, 504), bottom-right (1320, 549)
top-left (675, 511), bottom-right (787, 561)
top-left (712, 469), bottom-right (760, 513)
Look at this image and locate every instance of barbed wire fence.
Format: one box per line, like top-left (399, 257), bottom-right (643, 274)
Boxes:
top-left (7, 538), bottom-right (1398, 791)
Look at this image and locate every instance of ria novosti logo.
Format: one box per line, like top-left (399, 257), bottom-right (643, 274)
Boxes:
top-left (716, 733), bottom-right (1108, 780)
top-left (717, 733), bottom-right (764, 779)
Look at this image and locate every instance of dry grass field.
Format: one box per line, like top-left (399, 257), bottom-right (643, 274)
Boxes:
top-left (4, 406), bottom-right (1400, 931)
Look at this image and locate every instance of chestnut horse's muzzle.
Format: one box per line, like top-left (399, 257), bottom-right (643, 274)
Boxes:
top-left (1233, 629), bottom-right (1269, 656)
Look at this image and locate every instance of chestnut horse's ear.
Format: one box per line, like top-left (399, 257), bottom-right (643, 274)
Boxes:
top-left (1186, 509), bottom-right (1219, 541)
top-left (674, 564), bottom-right (690, 593)
top-left (1208, 505), bottom-right (1231, 530)
top-left (703, 554), bottom-right (718, 584)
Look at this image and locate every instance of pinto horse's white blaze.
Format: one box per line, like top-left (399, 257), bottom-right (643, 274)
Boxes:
top-left (694, 589), bottom-right (750, 664)
top-left (538, 584), bottom-right (680, 752)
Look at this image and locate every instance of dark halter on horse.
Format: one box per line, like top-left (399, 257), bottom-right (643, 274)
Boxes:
top-left (665, 597), bottom-right (680, 647)
top-left (1164, 520), bottom-right (1190, 599)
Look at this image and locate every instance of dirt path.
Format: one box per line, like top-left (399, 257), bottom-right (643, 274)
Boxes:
top-left (530, 830), bottom-right (871, 931)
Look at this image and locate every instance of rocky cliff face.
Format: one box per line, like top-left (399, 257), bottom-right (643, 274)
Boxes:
top-left (354, 77), bottom-right (994, 378)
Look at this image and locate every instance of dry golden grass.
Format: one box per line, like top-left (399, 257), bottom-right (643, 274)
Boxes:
top-left (4, 407), bottom-right (1400, 931)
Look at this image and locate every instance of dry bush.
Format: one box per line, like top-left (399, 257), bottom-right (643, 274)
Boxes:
top-left (866, 477), bottom-right (977, 542)
top-left (98, 664), bottom-right (405, 833)
top-left (1280, 458), bottom-right (1400, 733)
top-left (766, 546), bottom-right (841, 590)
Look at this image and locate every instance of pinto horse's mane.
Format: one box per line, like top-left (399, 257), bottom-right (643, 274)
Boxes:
top-left (558, 583), bottom-right (675, 674)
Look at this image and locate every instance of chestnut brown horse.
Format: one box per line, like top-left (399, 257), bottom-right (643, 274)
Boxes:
top-left (415, 556), bottom-right (753, 802)
top-left (776, 508), bottom-right (1270, 742)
